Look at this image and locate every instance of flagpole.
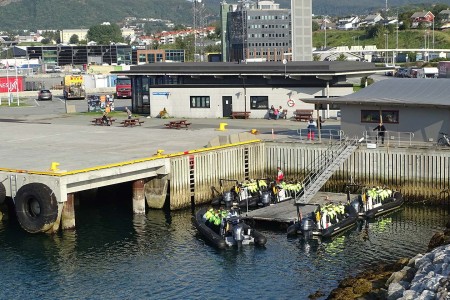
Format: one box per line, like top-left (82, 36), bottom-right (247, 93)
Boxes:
top-left (6, 61), bottom-right (10, 106)
top-left (15, 58), bottom-right (19, 106)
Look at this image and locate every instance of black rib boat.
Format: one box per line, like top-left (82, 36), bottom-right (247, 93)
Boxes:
top-left (351, 188), bottom-right (404, 219)
top-left (193, 207), bottom-right (267, 249)
top-left (287, 201), bottom-right (358, 239)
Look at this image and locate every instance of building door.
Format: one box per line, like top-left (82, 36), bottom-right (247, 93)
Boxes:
top-left (222, 96), bottom-right (232, 117)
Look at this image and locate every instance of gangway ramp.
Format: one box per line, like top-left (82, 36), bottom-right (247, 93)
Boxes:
top-left (295, 138), bottom-right (361, 204)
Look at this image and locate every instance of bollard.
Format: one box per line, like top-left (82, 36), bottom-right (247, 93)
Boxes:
top-left (50, 162), bottom-right (60, 172)
top-left (216, 122), bottom-right (228, 131)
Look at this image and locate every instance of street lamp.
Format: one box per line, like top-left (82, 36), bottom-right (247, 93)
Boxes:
top-left (384, 33), bottom-right (389, 64)
top-left (323, 16), bottom-right (328, 49)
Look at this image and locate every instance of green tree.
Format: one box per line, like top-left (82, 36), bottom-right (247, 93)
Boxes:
top-left (69, 34), bottom-right (79, 44)
top-left (86, 23), bottom-right (124, 44)
top-left (313, 54), bottom-right (321, 61)
top-left (312, 21), bottom-right (320, 32)
top-left (336, 53), bottom-right (347, 61)
top-left (41, 38), bottom-right (51, 45)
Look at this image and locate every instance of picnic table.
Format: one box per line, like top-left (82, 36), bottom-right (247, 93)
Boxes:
top-left (91, 116), bottom-right (115, 126)
top-left (164, 120), bottom-right (191, 129)
top-left (120, 118), bottom-right (144, 127)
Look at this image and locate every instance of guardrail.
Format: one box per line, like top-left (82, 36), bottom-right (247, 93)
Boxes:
top-left (296, 128), bottom-right (345, 142)
top-left (362, 131), bottom-right (415, 147)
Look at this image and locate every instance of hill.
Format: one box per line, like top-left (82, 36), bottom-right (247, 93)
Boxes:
top-left (1, 0), bottom-right (450, 30)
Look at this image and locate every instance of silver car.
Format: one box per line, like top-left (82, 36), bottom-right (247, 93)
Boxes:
top-left (38, 89), bottom-right (52, 101)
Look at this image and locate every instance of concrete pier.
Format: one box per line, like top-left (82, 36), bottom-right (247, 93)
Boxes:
top-left (132, 179), bottom-right (146, 214)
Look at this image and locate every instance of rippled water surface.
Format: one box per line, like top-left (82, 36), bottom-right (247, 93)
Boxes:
top-left (0, 192), bottom-right (447, 300)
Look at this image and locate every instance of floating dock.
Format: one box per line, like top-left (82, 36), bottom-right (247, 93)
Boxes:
top-left (242, 192), bottom-right (356, 224)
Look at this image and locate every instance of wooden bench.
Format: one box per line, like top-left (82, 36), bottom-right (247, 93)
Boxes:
top-left (231, 111), bottom-right (251, 119)
top-left (91, 117), bottom-right (115, 126)
top-left (120, 118), bottom-right (144, 127)
top-left (293, 109), bottom-right (313, 122)
top-left (164, 120), bottom-right (191, 129)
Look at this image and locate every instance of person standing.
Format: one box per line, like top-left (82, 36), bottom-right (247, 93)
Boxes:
top-left (125, 107), bottom-right (132, 119)
top-left (276, 167), bottom-right (284, 183)
top-left (373, 122), bottom-right (386, 144)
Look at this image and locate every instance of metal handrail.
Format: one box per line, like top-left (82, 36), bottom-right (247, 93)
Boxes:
top-left (297, 128), bottom-right (345, 142)
top-left (362, 131), bottom-right (415, 146)
top-left (294, 137), bottom-right (359, 200)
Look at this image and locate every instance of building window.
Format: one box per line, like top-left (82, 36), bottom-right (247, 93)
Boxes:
top-left (361, 110), bottom-right (399, 123)
top-left (250, 96), bottom-right (268, 109)
top-left (190, 96), bottom-right (210, 108)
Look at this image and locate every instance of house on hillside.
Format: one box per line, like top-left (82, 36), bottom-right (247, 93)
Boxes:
top-left (363, 14), bottom-right (383, 26)
top-left (439, 10), bottom-right (450, 29)
top-left (439, 9), bottom-right (450, 22)
top-left (410, 11), bottom-right (435, 28)
top-left (336, 16), bottom-right (360, 30)
top-left (302, 79), bottom-right (450, 143)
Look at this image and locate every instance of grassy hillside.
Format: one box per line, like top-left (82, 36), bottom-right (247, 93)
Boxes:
top-left (313, 29), bottom-right (450, 49)
top-left (2, 0), bottom-right (450, 30)
top-left (0, 0), bottom-right (194, 30)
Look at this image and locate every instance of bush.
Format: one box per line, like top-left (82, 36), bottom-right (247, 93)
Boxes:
top-left (360, 76), bottom-right (374, 87)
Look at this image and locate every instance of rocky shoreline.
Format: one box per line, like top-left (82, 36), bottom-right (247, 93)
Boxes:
top-left (317, 221), bottom-right (450, 300)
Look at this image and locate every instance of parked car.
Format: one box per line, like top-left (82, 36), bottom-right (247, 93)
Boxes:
top-left (38, 89), bottom-right (52, 101)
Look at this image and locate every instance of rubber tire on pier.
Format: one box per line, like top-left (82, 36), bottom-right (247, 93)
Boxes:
top-left (0, 183), bottom-right (6, 204)
top-left (15, 183), bottom-right (58, 233)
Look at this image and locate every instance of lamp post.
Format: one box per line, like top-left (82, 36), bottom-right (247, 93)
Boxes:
top-left (384, 33), bottom-right (389, 64)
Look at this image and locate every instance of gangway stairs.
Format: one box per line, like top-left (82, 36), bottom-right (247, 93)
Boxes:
top-left (295, 138), bottom-right (362, 204)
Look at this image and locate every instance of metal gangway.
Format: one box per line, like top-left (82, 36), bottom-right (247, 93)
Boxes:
top-left (294, 137), bottom-right (363, 204)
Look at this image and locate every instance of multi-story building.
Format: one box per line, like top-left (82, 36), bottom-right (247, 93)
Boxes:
top-left (224, 0), bottom-right (291, 62)
top-left (60, 29), bottom-right (89, 44)
top-left (11, 45), bottom-right (184, 67)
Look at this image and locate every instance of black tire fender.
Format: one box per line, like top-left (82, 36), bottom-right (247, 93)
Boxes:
top-left (15, 183), bottom-right (58, 233)
top-left (0, 182), bottom-right (5, 204)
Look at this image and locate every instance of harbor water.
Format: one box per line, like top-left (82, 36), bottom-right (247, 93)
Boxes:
top-left (0, 187), bottom-right (447, 300)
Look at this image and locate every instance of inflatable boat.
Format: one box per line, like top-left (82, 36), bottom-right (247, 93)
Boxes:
top-left (211, 179), bottom-right (302, 208)
top-left (287, 202), bottom-right (358, 239)
top-left (193, 207), bottom-right (267, 249)
top-left (350, 187), bottom-right (404, 219)
top-left (210, 179), bottom-right (272, 208)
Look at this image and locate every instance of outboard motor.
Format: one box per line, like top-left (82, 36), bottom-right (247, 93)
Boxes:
top-left (301, 217), bottom-right (316, 232)
top-left (260, 191), bottom-right (271, 207)
top-left (350, 198), bottom-right (361, 213)
top-left (233, 221), bottom-right (245, 247)
top-left (223, 191), bottom-right (233, 208)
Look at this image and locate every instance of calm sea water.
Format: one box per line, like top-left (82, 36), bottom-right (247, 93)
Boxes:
top-left (0, 188), bottom-right (447, 300)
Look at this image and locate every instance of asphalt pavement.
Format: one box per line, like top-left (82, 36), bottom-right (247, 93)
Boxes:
top-left (0, 92), bottom-right (341, 172)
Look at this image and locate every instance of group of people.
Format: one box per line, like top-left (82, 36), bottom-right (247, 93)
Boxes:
top-left (268, 105), bottom-right (285, 120)
top-left (101, 106), bottom-right (132, 126)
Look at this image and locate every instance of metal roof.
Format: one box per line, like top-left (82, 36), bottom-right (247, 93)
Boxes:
top-left (113, 61), bottom-right (389, 77)
top-left (302, 78), bottom-right (450, 107)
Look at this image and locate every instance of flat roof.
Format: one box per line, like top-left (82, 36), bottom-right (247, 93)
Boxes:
top-left (302, 78), bottom-right (450, 107)
top-left (113, 61), bottom-right (388, 77)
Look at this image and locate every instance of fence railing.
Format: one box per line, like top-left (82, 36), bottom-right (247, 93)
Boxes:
top-left (296, 128), bottom-right (345, 142)
top-left (361, 131), bottom-right (428, 147)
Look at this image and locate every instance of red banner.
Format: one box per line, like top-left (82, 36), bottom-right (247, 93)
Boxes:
top-left (0, 76), bottom-right (24, 93)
